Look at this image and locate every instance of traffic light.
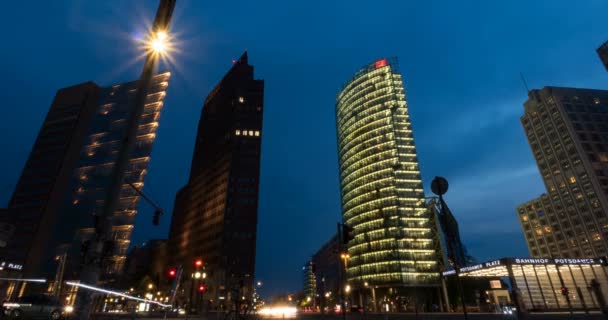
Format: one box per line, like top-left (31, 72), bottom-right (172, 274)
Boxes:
top-left (198, 284), bottom-right (206, 292)
top-left (342, 224), bottom-right (355, 244)
top-left (152, 209), bottom-right (162, 226)
top-left (167, 268), bottom-right (177, 278)
top-left (195, 259), bottom-right (203, 268)
top-left (561, 287), bottom-right (569, 296)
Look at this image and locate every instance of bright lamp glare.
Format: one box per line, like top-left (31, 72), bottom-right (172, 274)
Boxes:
top-left (151, 38), bottom-right (166, 53)
top-left (156, 31), bottom-right (168, 41)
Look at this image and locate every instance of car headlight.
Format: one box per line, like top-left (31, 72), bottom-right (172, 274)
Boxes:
top-left (64, 306), bottom-right (74, 313)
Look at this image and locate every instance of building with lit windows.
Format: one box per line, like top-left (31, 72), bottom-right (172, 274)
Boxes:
top-left (335, 58), bottom-right (443, 309)
top-left (598, 40), bottom-right (608, 71)
top-left (167, 52), bottom-right (263, 305)
top-left (0, 73), bottom-right (170, 295)
top-left (302, 261), bottom-right (317, 307)
top-left (517, 87), bottom-right (608, 259)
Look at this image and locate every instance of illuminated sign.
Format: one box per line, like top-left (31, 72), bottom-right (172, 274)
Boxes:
top-left (553, 258), bottom-right (598, 264)
top-left (460, 264), bottom-right (483, 273)
top-left (513, 258), bottom-right (603, 265)
top-left (441, 270), bottom-right (456, 276)
top-left (490, 280), bottom-right (502, 289)
top-left (0, 261), bottom-right (23, 271)
top-left (484, 260), bottom-right (501, 267)
top-left (514, 258), bottom-right (550, 264)
top-left (375, 59), bottom-right (387, 69)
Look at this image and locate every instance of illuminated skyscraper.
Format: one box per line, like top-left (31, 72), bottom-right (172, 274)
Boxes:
top-left (168, 52), bottom-right (263, 303)
top-left (0, 73), bottom-right (170, 287)
top-left (335, 58), bottom-right (441, 303)
top-left (517, 87), bottom-right (608, 258)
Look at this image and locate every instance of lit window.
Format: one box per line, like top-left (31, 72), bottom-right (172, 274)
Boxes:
top-left (255, 131), bottom-right (260, 137)
top-left (249, 130), bottom-right (254, 136)
top-left (544, 226), bottom-right (552, 233)
top-left (239, 96), bottom-right (245, 104)
top-left (594, 98), bottom-right (600, 105)
top-left (236, 130), bottom-right (241, 136)
top-left (243, 131), bottom-right (248, 136)
top-left (569, 176), bottom-right (576, 184)
top-left (535, 229), bottom-right (543, 236)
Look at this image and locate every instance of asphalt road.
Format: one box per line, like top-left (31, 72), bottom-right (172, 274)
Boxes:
top-left (92, 311), bottom-right (607, 320)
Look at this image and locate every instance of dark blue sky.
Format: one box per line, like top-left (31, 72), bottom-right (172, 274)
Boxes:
top-left (0, 1), bottom-right (607, 297)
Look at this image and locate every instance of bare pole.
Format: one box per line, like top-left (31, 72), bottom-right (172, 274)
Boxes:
top-left (74, 1), bottom-right (176, 318)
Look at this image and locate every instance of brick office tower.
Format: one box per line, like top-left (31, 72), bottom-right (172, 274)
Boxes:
top-left (517, 87), bottom-right (608, 258)
top-left (168, 52), bottom-right (264, 305)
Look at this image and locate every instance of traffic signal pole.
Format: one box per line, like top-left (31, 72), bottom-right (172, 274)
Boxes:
top-left (74, 1), bottom-right (176, 319)
top-left (337, 222), bottom-right (346, 320)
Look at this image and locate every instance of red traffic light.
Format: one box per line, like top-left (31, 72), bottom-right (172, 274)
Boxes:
top-left (168, 268), bottom-right (177, 278)
top-left (198, 284), bottom-right (206, 292)
top-left (195, 259), bottom-right (203, 267)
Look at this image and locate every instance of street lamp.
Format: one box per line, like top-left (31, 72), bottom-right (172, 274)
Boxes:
top-left (148, 283), bottom-right (154, 290)
top-left (74, 1), bottom-right (176, 318)
top-left (146, 30), bottom-right (171, 56)
top-left (345, 285), bottom-right (351, 294)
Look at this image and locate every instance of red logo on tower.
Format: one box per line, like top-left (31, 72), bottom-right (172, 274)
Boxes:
top-left (375, 59), bottom-right (387, 69)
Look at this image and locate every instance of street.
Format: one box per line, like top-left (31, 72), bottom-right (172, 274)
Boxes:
top-left (91, 311), bottom-right (607, 320)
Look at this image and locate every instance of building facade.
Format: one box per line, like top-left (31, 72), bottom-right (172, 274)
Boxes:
top-left (598, 40), bottom-right (608, 72)
top-left (124, 239), bottom-right (168, 288)
top-left (1, 73), bottom-right (170, 287)
top-left (311, 234), bottom-right (340, 309)
top-left (517, 87), bottom-right (608, 258)
top-left (167, 52), bottom-right (263, 304)
top-left (302, 261), bottom-right (316, 306)
top-left (335, 58), bottom-right (442, 304)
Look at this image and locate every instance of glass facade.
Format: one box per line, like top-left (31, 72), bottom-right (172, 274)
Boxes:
top-left (55, 72), bottom-right (171, 276)
top-left (335, 58), bottom-right (440, 287)
top-left (448, 258), bottom-right (608, 311)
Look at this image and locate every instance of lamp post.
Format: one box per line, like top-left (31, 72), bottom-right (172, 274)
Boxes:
top-left (74, 1), bottom-right (175, 318)
top-left (431, 176), bottom-right (468, 320)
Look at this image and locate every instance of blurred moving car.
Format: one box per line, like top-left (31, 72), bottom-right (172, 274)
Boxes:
top-left (3, 294), bottom-right (72, 319)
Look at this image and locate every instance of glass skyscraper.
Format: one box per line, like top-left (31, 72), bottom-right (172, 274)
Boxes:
top-left (1, 73), bottom-right (170, 296)
top-left (335, 58), bottom-right (441, 302)
top-left (168, 52), bottom-right (263, 304)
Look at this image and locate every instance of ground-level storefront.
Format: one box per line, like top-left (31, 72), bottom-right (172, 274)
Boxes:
top-left (442, 257), bottom-right (608, 312)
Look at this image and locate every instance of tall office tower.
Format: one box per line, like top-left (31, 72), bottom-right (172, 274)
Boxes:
top-left (167, 52), bottom-right (263, 303)
top-left (1, 73), bottom-right (170, 286)
top-left (598, 40), bottom-right (608, 71)
top-left (302, 261), bottom-right (316, 306)
top-left (517, 87), bottom-right (608, 259)
top-left (335, 58), bottom-right (442, 303)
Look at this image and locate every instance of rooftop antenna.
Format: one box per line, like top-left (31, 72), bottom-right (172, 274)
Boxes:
top-left (519, 72), bottom-right (531, 94)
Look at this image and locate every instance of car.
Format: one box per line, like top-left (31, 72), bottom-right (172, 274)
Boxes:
top-left (3, 294), bottom-right (72, 319)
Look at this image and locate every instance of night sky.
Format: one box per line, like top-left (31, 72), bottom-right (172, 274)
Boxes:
top-left (0, 1), bottom-right (607, 297)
